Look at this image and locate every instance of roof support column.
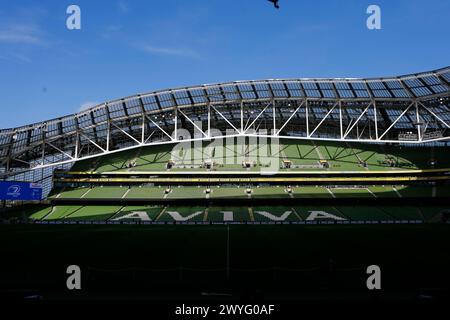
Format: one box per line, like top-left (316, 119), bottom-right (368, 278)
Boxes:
top-left (415, 101), bottom-right (422, 142)
top-left (74, 131), bottom-right (79, 159)
top-left (41, 144), bottom-right (45, 166)
top-left (105, 103), bottom-right (111, 152)
top-left (240, 100), bottom-right (244, 134)
top-left (208, 103), bottom-right (211, 138)
top-left (41, 125), bottom-right (46, 166)
top-left (141, 114), bottom-right (145, 144)
top-left (174, 107), bottom-right (178, 141)
top-left (272, 99), bottom-right (276, 133)
top-left (339, 100), bottom-right (343, 139)
top-left (74, 115), bottom-right (80, 159)
top-left (106, 118), bottom-right (111, 151)
top-left (305, 99), bottom-right (309, 137)
top-left (138, 96), bottom-right (148, 144)
top-left (374, 101), bottom-right (379, 140)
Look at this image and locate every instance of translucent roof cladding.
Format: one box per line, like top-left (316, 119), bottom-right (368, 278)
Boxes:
top-left (367, 81), bottom-right (392, 98)
top-left (269, 82), bottom-right (289, 98)
top-left (0, 67), bottom-right (449, 134)
top-left (442, 71), bottom-right (450, 82)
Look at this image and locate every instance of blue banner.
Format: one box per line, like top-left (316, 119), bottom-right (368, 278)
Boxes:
top-left (0, 181), bottom-right (43, 200)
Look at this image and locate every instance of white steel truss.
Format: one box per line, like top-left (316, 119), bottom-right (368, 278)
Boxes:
top-left (1, 66), bottom-right (450, 176)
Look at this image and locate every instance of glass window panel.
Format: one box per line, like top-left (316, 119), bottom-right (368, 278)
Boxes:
top-left (350, 82), bottom-right (366, 90)
top-left (421, 75), bottom-right (441, 86)
top-left (338, 89), bottom-right (354, 98)
top-left (391, 89), bottom-right (409, 98)
top-left (238, 84), bottom-right (257, 99)
top-left (372, 90), bottom-right (392, 98)
top-left (430, 85), bottom-right (447, 93)
top-left (269, 82), bottom-right (285, 90)
top-left (302, 82), bottom-right (318, 90)
top-left (157, 93), bottom-right (174, 107)
top-left (206, 87), bottom-right (225, 101)
top-left (354, 90), bottom-right (369, 98)
top-left (254, 82), bottom-right (271, 98)
top-left (317, 82), bottom-right (333, 90)
top-left (335, 82), bottom-right (351, 90)
top-left (305, 89), bottom-right (321, 97)
top-left (189, 89), bottom-right (208, 104)
top-left (411, 87), bottom-right (432, 96)
top-left (441, 71), bottom-right (450, 82)
top-left (108, 102), bottom-right (126, 118)
top-left (142, 95), bottom-right (159, 111)
top-left (385, 80), bottom-right (403, 89)
top-left (368, 81), bottom-right (387, 90)
top-left (285, 82), bottom-right (304, 97)
top-left (404, 78), bottom-right (423, 88)
top-left (270, 82), bottom-right (288, 97)
top-left (321, 90), bottom-right (336, 98)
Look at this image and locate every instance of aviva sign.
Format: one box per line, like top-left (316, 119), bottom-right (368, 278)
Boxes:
top-left (113, 209), bottom-right (346, 222)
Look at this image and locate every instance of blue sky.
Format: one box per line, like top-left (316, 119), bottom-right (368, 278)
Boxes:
top-left (0, 0), bottom-right (449, 128)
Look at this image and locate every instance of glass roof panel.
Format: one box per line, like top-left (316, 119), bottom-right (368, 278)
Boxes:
top-left (368, 81), bottom-right (387, 90)
top-left (77, 113), bottom-right (93, 128)
top-left (410, 87), bottom-right (433, 97)
top-left (222, 85), bottom-right (240, 100)
top-left (62, 118), bottom-right (77, 134)
top-left (141, 95), bottom-right (159, 111)
top-left (350, 82), bottom-right (366, 90)
top-left (125, 98), bottom-right (142, 115)
top-left (237, 84), bottom-right (257, 99)
top-left (430, 85), bottom-right (448, 94)
top-left (108, 102), bottom-right (126, 119)
top-left (188, 89), bottom-right (208, 104)
top-left (321, 90), bottom-right (336, 98)
top-left (285, 81), bottom-right (302, 90)
top-left (385, 80), bottom-right (403, 90)
top-left (372, 90), bottom-right (392, 98)
top-left (284, 81), bottom-right (304, 97)
top-left (157, 93), bottom-right (174, 107)
top-left (403, 78), bottom-right (424, 88)
top-left (441, 71), bottom-right (450, 82)
top-left (254, 82), bottom-right (271, 98)
top-left (173, 90), bottom-right (191, 105)
top-left (269, 82), bottom-right (289, 97)
top-left (421, 75), bottom-right (441, 86)
top-left (355, 90), bottom-right (370, 98)
top-left (335, 82), bottom-right (351, 90)
top-left (206, 87), bottom-right (225, 101)
top-left (173, 90), bottom-right (189, 98)
top-left (272, 90), bottom-right (289, 98)
top-left (269, 82), bottom-right (285, 90)
top-left (305, 89), bottom-right (321, 98)
top-left (391, 89), bottom-right (410, 98)
top-left (337, 89), bottom-right (355, 98)
top-left (254, 82), bottom-right (270, 91)
top-left (317, 82), bottom-right (333, 90)
top-left (302, 82), bottom-right (318, 90)
top-left (240, 91), bottom-right (257, 99)
top-left (350, 83), bottom-right (370, 98)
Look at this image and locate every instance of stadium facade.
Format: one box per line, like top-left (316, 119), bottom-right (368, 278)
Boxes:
top-left (0, 66), bottom-right (449, 196)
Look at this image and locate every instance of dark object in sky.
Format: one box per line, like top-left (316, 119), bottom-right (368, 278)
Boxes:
top-left (268, 0), bottom-right (280, 9)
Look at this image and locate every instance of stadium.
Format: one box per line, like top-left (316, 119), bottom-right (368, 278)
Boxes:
top-left (1, 66), bottom-right (450, 223)
top-left (1, 67), bottom-right (450, 301)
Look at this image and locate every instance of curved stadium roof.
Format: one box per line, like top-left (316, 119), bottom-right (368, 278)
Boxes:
top-left (0, 66), bottom-right (450, 179)
top-left (1, 66), bottom-right (450, 133)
